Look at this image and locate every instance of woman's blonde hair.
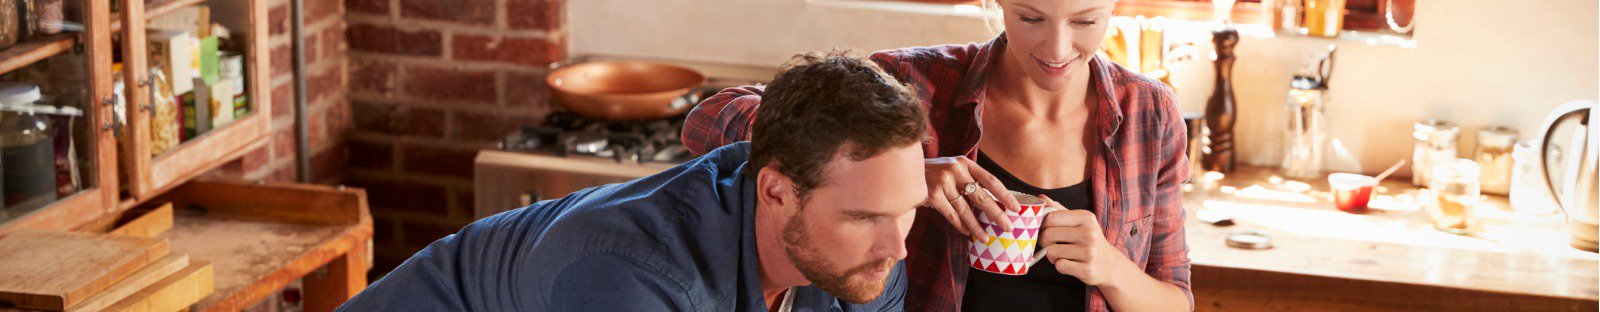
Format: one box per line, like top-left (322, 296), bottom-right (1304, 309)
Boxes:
top-left (981, 0), bottom-right (1118, 35)
top-left (981, 0), bottom-right (1004, 35)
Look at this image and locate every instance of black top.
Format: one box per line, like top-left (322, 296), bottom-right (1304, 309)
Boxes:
top-left (962, 151), bottom-right (1094, 312)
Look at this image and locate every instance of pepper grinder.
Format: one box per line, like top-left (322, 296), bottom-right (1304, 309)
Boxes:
top-left (1204, 25), bottom-right (1240, 173)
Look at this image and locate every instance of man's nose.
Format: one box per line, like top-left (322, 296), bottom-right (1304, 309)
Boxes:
top-left (876, 222), bottom-right (910, 260)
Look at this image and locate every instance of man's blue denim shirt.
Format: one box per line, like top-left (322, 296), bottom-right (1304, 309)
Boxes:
top-left (339, 142), bottom-right (906, 311)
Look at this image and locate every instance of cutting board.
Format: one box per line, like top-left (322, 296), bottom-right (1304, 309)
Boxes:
top-left (102, 260), bottom-right (214, 312)
top-left (0, 231), bottom-right (169, 310)
top-left (63, 254), bottom-right (189, 312)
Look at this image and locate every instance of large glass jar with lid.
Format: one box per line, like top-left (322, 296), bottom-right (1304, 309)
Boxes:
top-left (1412, 119), bottom-right (1460, 187)
top-left (0, 0), bottom-right (18, 49)
top-left (1282, 75), bottom-right (1328, 179)
top-left (1474, 126), bottom-right (1518, 195)
top-left (0, 82), bottom-right (57, 212)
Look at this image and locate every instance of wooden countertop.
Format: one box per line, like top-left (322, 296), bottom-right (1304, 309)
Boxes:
top-left (1185, 166), bottom-right (1598, 304)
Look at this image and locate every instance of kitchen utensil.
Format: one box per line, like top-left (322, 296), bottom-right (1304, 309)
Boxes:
top-left (0, 231), bottom-right (169, 310)
top-left (1329, 173), bottom-right (1376, 213)
top-left (1203, 25), bottom-right (1240, 173)
top-left (1374, 159), bottom-right (1406, 182)
top-left (1282, 45), bottom-right (1336, 179)
top-left (546, 61), bottom-right (708, 121)
top-left (1338, 157), bottom-right (1404, 214)
top-left (1537, 100), bottom-right (1598, 251)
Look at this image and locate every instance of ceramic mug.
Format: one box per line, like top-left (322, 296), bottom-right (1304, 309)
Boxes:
top-left (967, 191), bottom-right (1061, 275)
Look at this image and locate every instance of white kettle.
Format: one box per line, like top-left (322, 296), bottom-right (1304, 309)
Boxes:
top-left (1538, 100), bottom-right (1599, 252)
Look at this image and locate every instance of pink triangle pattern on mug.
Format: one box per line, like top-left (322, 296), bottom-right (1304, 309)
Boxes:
top-left (968, 192), bottom-right (1057, 275)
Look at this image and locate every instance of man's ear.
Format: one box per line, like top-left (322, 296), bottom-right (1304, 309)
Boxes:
top-left (756, 165), bottom-right (796, 212)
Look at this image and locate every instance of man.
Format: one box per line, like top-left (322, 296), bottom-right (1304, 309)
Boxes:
top-left (338, 51), bottom-right (929, 311)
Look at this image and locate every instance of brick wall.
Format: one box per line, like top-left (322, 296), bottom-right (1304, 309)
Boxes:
top-left (343, 0), bottom-right (565, 274)
top-left (213, 0), bottom-right (351, 185)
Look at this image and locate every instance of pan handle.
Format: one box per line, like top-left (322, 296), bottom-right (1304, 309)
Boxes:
top-left (672, 85), bottom-right (724, 110)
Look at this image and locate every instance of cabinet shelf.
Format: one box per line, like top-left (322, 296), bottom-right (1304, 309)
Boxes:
top-left (0, 34), bottom-right (76, 75)
top-left (111, 0), bottom-right (211, 33)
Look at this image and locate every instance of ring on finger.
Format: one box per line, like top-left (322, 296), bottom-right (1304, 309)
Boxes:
top-left (962, 182), bottom-right (980, 196)
top-left (949, 194), bottom-right (964, 204)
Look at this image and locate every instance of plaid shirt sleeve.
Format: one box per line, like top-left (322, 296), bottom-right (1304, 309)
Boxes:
top-left (682, 86), bottom-right (765, 156)
top-left (1147, 84), bottom-right (1194, 308)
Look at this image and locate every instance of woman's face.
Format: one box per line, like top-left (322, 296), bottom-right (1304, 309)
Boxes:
top-left (996, 0), bottom-right (1114, 91)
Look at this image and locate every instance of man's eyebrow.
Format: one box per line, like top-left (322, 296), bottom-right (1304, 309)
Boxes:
top-left (842, 209), bottom-right (894, 219)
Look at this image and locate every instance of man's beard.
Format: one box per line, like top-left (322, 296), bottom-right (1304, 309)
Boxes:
top-left (782, 207), bottom-right (898, 304)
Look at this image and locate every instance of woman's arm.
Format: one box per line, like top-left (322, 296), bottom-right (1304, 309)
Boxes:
top-left (1101, 86), bottom-right (1194, 311)
top-left (682, 86), bottom-right (766, 156)
top-left (682, 49), bottom-right (921, 156)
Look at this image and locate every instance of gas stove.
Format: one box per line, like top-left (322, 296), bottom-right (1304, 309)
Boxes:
top-left (498, 111), bottom-right (696, 164)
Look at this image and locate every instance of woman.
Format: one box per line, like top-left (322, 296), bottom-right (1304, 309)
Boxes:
top-left (681, 0), bottom-right (1191, 310)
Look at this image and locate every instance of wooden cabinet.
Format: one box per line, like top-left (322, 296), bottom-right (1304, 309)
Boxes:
top-left (116, 0), bottom-right (272, 203)
top-left (0, 0), bottom-right (120, 237)
top-left (1, 0), bottom-right (272, 238)
top-left (0, 0), bottom-right (371, 310)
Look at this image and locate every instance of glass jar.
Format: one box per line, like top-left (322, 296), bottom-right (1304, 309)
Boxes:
top-left (149, 67), bottom-right (179, 156)
top-left (0, 83), bottom-right (58, 211)
top-left (1426, 158), bottom-right (1480, 234)
top-left (0, 0), bottom-right (18, 49)
top-left (20, 0), bottom-right (63, 36)
top-left (1412, 119), bottom-right (1459, 187)
top-left (1302, 0), bottom-right (1346, 37)
top-left (1474, 126), bottom-right (1518, 196)
top-left (1510, 140), bottom-right (1558, 214)
top-left (1282, 77), bottom-right (1327, 179)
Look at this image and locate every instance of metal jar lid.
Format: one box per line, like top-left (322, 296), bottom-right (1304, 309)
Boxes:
top-left (1476, 126), bottom-right (1519, 148)
top-left (1413, 119), bottom-right (1460, 142)
top-left (1226, 230), bottom-right (1273, 249)
top-left (0, 82), bottom-right (42, 106)
top-left (220, 51), bottom-right (244, 78)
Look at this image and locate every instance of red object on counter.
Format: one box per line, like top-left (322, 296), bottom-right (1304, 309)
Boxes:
top-left (1333, 184), bottom-right (1374, 213)
top-left (1329, 173), bottom-right (1377, 213)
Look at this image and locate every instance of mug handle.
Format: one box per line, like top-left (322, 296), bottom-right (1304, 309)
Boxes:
top-left (1029, 206), bottom-right (1067, 266)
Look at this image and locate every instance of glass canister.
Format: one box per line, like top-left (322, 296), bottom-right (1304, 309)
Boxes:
top-left (1302, 0), bottom-right (1346, 37)
top-left (1412, 119), bottom-right (1459, 187)
top-left (1282, 76), bottom-right (1327, 179)
top-left (20, 0), bottom-right (64, 36)
top-left (0, 83), bottom-right (58, 211)
top-left (0, 0), bottom-right (18, 49)
top-left (1510, 140), bottom-right (1558, 214)
top-left (1426, 158), bottom-right (1480, 234)
top-left (1474, 126), bottom-right (1518, 196)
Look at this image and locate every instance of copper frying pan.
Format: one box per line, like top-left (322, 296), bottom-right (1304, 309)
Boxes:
top-left (546, 61), bottom-right (708, 121)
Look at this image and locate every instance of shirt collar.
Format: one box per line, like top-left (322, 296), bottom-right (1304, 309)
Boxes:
top-left (961, 33), bottom-right (1126, 143)
top-left (708, 142), bottom-right (771, 312)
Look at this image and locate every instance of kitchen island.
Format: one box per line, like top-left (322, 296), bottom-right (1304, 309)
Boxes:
top-left (1186, 166), bottom-right (1598, 311)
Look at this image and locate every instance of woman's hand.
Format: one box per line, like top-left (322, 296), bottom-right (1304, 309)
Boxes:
top-left (921, 156), bottom-right (1020, 243)
top-left (1038, 195), bottom-right (1136, 287)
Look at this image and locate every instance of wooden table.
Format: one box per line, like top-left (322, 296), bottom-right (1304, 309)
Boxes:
top-left (151, 181), bottom-right (373, 311)
top-left (1187, 166), bottom-right (1598, 311)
